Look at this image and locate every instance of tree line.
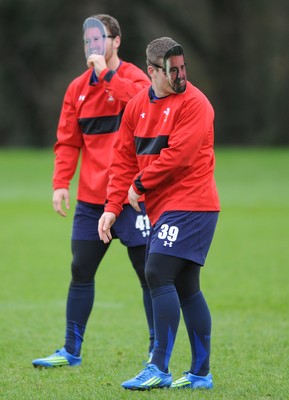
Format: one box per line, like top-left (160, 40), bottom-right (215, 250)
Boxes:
top-left (0, 0), bottom-right (288, 147)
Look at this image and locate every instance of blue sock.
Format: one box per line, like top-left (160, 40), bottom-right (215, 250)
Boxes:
top-left (150, 285), bottom-right (180, 372)
top-left (181, 291), bottom-right (211, 376)
top-left (143, 287), bottom-right (154, 353)
top-left (65, 281), bottom-right (94, 357)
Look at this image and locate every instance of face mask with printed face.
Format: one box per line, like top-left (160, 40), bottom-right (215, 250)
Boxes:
top-left (83, 17), bottom-right (108, 58)
top-left (164, 45), bottom-right (187, 93)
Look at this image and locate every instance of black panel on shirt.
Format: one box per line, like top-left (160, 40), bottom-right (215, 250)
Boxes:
top-left (79, 111), bottom-right (124, 135)
top-left (135, 136), bottom-right (169, 155)
top-left (134, 173), bottom-right (147, 193)
top-left (103, 70), bottom-right (116, 82)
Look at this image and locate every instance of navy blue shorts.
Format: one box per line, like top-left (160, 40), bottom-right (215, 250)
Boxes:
top-left (147, 211), bottom-right (219, 265)
top-left (72, 201), bottom-right (150, 247)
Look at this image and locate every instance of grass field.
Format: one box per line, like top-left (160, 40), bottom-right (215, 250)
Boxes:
top-left (0, 148), bottom-right (288, 399)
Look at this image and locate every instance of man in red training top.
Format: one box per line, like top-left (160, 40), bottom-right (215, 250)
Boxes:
top-left (98, 37), bottom-right (220, 390)
top-left (32, 14), bottom-right (153, 368)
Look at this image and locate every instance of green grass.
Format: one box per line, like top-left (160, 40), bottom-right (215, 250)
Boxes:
top-left (0, 148), bottom-right (288, 399)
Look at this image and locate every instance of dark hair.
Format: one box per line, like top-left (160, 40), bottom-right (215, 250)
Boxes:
top-left (92, 14), bottom-right (122, 38)
top-left (146, 37), bottom-right (179, 67)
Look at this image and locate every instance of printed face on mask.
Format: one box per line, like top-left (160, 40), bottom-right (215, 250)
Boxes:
top-left (84, 26), bottom-right (107, 58)
top-left (83, 18), bottom-right (108, 58)
top-left (165, 54), bottom-right (187, 93)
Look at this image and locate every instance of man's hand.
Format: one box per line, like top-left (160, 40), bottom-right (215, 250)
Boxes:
top-left (87, 54), bottom-right (107, 76)
top-left (128, 185), bottom-right (141, 212)
top-left (52, 188), bottom-right (70, 217)
top-left (98, 212), bottom-right (117, 244)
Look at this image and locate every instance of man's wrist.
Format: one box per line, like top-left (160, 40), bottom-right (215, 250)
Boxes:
top-left (104, 202), bottom-right (123, 217)
top-left (99, 68), bottom-right (116, 82)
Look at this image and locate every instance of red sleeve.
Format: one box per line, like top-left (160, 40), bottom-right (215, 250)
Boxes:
top-left (53, 84), bottom-right (83, 190)
top-left (104, 103), bottom-right (140, 216)
top-left (133, 95), bottom-right (213, 192)
top-left (98, 63), bottom-right (150, 103)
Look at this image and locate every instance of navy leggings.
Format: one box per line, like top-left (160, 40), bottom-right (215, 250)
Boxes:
top-left (71, 239), bottom-right (147, 288)
top-left (145, 253), bottom-right (201, 300)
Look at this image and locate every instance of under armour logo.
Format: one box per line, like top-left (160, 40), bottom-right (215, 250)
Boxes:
top-left (78, 95), bottom-right (85, 101)
top-left (164, 241), bottom-right (173, 247)
top-left (140, 112), bottom-right (146, 119)
top-left (142, 230), bottom-right (150, 238)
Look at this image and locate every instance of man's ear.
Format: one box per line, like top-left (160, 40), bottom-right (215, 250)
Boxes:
top-left (147, 65), bottom-right (155, 79)
top-left (114, 35), bottom-right (121, 49)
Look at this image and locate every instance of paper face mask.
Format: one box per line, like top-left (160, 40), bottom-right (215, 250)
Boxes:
top-left (83, 17), bottom-right (107, 58)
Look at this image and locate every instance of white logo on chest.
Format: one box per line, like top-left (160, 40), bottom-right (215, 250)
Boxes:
top-left (163, 107), bottom-right (170, 122)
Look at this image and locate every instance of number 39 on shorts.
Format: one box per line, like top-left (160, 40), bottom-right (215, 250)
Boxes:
top-left (158, 224), bottom-right (179, 242)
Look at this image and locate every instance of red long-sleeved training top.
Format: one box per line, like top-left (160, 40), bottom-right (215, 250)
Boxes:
top-left (53, 62), bottom-right (150, 204)
top-left (105, 83), bottom-right (220, 226)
